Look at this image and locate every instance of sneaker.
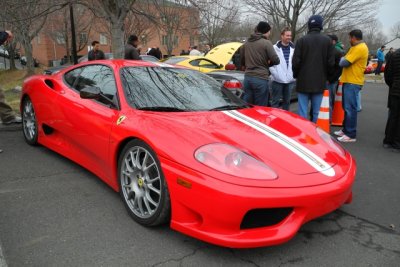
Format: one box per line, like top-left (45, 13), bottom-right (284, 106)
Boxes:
top-left (2, 116), bottom-right (22, 125)
top-left (337, 135), bottom-right (356, 143)
top-left (334, 129), bottom-right (345, 137)
top-left (383, 143), bottom-right (393, 149)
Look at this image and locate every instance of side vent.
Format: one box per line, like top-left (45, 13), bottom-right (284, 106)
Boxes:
top-left (42, 124), bottom-right (54, 135)
top-left (44, 79), bottom-right (54, 89)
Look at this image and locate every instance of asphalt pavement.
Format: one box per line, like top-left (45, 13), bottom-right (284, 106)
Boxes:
top-left (0, 82), bottom-right (399, 266)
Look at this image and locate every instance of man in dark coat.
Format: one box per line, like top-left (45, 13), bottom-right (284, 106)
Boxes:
top-left (292, 15), bottom-right (335, 122)
top-left (124, 35), bottom-right (141, 60)
top-left (383, 48), bottom-right (400, 152)
top-left (88, 41), bottom-right (105, 61)
top-left (0, 30), bottom-right (21, 126)
top-left (240, 21), bottom-right (280, 106)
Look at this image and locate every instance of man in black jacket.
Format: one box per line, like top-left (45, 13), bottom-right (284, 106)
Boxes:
top-left (88, 41), bottom-right (105, 61)
top-left (0, 30), bottom-right (22, 126)
top-left (292, 15), bottom-right (335, 122)
top-left (124, 35), bottom-right (141, 60)
top-left (383, 48), bottom-right (400, 152)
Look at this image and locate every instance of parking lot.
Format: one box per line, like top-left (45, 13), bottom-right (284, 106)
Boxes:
top-left (0, 82), bottom-right (399, 266)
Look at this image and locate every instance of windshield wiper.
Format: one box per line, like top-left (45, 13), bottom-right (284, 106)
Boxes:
top-left (137, 106), bottom-right (188, 112)
top-left (209, 104), bottom-right (249, 111)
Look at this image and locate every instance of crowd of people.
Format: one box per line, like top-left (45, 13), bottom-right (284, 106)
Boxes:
top-left (240, 16), bottom-right (399, 149)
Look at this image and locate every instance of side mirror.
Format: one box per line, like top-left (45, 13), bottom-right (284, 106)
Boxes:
top-left (80, 86), bottom-right (101, 100)
top-left (219, 64), bottom-right (224, 68)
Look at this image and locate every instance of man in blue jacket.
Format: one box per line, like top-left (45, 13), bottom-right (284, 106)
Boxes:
top-left (375, 45), bottom-right (385, 75)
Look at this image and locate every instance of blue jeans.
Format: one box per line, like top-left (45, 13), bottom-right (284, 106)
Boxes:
top-left (297, 92), bottom-right (323, 123)
top-left (326, 81), bottom-right (338, 121)
top-left (342, 83), bottom-right (361, 138)
top-left (243, 75), bottom-right (270, 106)
top-left (357, 90), bottom-right (362, 111)
top-left (375, 61), bottom-right (383, 75)
top-left (271, 81), bottom-right (295, 110)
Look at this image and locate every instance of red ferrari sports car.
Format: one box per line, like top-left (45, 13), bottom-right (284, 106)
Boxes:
top-left (21, 60), bottom-right (356, 248)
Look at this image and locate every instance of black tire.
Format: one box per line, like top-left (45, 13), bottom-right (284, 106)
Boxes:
top-left (22, 97), bottom-right (38, 146)
top-left (118, 139), bottom-right (170, 226)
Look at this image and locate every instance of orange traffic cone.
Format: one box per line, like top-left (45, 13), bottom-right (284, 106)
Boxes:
top-left (316, 89), bottom-right (330, 133)
top-left (332, 82), bottom-right (344, 126)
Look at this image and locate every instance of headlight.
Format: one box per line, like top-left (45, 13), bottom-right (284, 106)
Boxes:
top-left (194, 143), bottom-right (277, 180)
top-left (316, 127), bottom-right (346, 157)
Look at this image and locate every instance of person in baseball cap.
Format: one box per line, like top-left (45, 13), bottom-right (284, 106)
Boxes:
top-left (308, 15), bottom-right (323, 30)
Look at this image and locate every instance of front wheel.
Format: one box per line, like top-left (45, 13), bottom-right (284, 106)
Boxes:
top-left (22, 97), bottom-right (38, 145)
top-left (118, 140), bottom-right (170, 226)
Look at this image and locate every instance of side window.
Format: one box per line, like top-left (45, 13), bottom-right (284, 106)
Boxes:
top-left (73, 65), bottom-right (118, 107)
top-left (198, 59), bottom-right (219, 69)
top-left (64, 68), bottom-right (82, 87)
top-left (189, 59), bottom-right (200, 67)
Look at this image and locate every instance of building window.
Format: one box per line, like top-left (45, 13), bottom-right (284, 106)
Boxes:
top-left (190, 36), bottom-right (195, 46)
top-left (99, 33), bottom-right (107, 45)
top-left (79, 33), bottom-right (88, 44)
top-left (36, 34), bottom-right (41, 44)
top-left (141, 34), bottom-right (148, 46)
top-left (56, 33), bottom-right (66, 44)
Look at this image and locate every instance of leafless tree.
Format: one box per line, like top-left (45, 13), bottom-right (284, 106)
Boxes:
top-left (195, 0), bottom-right (240, 47)
top-left (391, 21), bottom-right (400, 39)
top-left (83, 0), bottom-right (137, 59)
top-left (46, 4), bottom-right (94, 63)
top-left (243, 0), bottom-right (380, 41)
top-left (362, 18), bottom-right (387, 53)
top-left (2, 0), bottom-right (56, 75)
top-left (143, 0), bottom-right (196, 56)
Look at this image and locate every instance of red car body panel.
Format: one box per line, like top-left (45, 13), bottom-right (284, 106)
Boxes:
top-left (22, 60), bottom-right (356, 248)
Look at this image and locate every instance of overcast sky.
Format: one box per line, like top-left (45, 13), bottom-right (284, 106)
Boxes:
top-left (379, 0), bottom-right (400, 37)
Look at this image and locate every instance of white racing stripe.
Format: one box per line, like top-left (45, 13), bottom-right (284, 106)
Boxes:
top-left (223, 110), bottom-right (335, 177)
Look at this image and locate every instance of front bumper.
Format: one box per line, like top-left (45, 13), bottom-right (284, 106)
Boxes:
top-left (161, 155), bottom-right (356, 248)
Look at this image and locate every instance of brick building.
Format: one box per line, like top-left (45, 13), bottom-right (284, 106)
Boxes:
top-left (32, 3), bottom-right (200, 66)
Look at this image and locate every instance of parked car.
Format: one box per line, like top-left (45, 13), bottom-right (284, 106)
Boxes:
top-left (365, 58), bottom-right (385, 74)
top-left (22, 59), bottom-right (355, 248)
top-left (0, 46), bottom-right (21, 59)
top-left (207, 70), bottom-right (298, 102)
top-left (163, 42), bottom-right (243, 73)
top-left (0, 46), bottom-right (9, 58)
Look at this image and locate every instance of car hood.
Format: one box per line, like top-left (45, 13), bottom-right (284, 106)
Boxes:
top-left (128, 107), bottom-right (350, 188)
top-left (205, 42), bottom-right (243, 66)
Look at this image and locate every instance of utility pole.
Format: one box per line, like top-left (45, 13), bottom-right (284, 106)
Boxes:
top-left (69, 1), bottom-right (78, 64)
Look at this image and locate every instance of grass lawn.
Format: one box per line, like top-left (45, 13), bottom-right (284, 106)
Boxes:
top-left (0, 68), bottom-right (44, 113)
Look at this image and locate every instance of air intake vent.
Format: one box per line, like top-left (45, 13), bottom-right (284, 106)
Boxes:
top-left (240, 208), bottom-right (293, 229)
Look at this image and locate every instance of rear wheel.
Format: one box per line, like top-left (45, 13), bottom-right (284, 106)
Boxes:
top-left (22, 97), bottom-right (38, 145)
top-left (118, 140), bottom-right (170, 226)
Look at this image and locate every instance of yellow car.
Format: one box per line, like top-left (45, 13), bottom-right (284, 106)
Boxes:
top-left (163, 42), bottom-right (243, 73)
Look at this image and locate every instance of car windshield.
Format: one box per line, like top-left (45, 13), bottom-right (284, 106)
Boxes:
top-left (120, 67), bottom-right (248, 111)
